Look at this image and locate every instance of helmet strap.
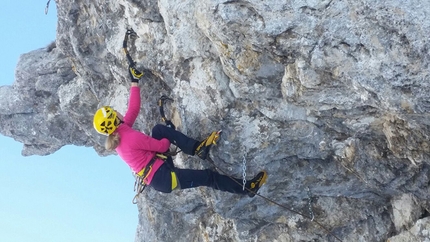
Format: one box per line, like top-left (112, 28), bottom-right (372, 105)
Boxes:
top-left (114, 117), bottom-right (123, 127)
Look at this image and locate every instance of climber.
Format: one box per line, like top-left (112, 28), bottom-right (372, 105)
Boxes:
top-left (92, 65), bottom-right (267, 196)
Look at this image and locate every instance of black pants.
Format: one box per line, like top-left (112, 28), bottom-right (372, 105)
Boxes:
top-left (150, 124), bottom-right (247, 195)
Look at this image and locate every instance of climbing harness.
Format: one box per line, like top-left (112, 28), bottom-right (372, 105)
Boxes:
top-left (123, 28), bottom-right (144, 80)
top-left (133, 155), bottom-right (159, 203)
top-left (45, 0), bottom-right (51, 14)
top-left (132, 154), bottom-right (179, 204)
top-left (137, 156), bottom-right (158, 181)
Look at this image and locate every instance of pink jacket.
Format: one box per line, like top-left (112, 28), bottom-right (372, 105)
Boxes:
top-left (115, 86), bottom-right (170, 184)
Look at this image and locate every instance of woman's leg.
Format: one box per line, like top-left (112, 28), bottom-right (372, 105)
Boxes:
top-left (151, 124), bottom-right (198, 155)
top-left (174, 167), bottom-right (248, 195)
top-left (150, 163), bottom-right (174, 193)
top-left (151, 162), bottom-right (266, 196)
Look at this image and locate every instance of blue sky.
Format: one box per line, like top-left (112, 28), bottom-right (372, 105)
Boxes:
top-left (0, 1), bottom-right (137, 242)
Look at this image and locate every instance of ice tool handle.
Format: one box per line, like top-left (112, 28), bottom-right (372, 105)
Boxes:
top-left (158, 95), bottom-right (175, 129)
top-left (123, 28), bottom-right (138, 65)
top-left (123, 28), bottom-right (144, 81)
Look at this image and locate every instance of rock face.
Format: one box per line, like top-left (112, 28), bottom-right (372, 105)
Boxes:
top-left (1, 0), bottom-right (429, 241)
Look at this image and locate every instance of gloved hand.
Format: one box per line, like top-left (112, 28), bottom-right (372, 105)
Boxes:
top-left (128, 64), bottom-right (143, 83)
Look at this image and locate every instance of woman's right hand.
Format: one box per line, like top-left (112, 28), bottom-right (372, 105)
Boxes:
top-left (128, 64), bottom-right (143, 83)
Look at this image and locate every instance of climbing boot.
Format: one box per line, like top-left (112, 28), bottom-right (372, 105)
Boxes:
top-left (246, 171), bottom-right (268, 198)
top-left (195, 130), bottom-right (222, 160)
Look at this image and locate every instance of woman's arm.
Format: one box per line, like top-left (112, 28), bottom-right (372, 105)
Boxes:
top-left (122, 84), bottom-right (141, 126)
top-left (122, 65), bottom-right (142, 126)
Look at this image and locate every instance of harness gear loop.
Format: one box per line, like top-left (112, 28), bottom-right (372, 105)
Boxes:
top-left (137, 155), bottom-right (161, 182)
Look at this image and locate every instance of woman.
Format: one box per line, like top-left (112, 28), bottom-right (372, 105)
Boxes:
top-left (92, 67), bottom-right (267, 196)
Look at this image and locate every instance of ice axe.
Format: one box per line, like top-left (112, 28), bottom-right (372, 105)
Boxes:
top-left (158, 95), bottom-right (175, 129)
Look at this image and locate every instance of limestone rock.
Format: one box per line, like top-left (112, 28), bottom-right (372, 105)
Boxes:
top-left (1, 0), bottom-right (430, 241)
top-left (391, 193), bottom-right (422, 232)
top-left (388, 217), bottom-right (430, 242)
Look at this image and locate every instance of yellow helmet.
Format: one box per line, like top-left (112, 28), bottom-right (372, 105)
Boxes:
top-left (93, 106), bottom-right (118, 135)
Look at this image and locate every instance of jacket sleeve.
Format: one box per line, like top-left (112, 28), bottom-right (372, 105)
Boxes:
top-left (123, 86), bottom-right (141, 126)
